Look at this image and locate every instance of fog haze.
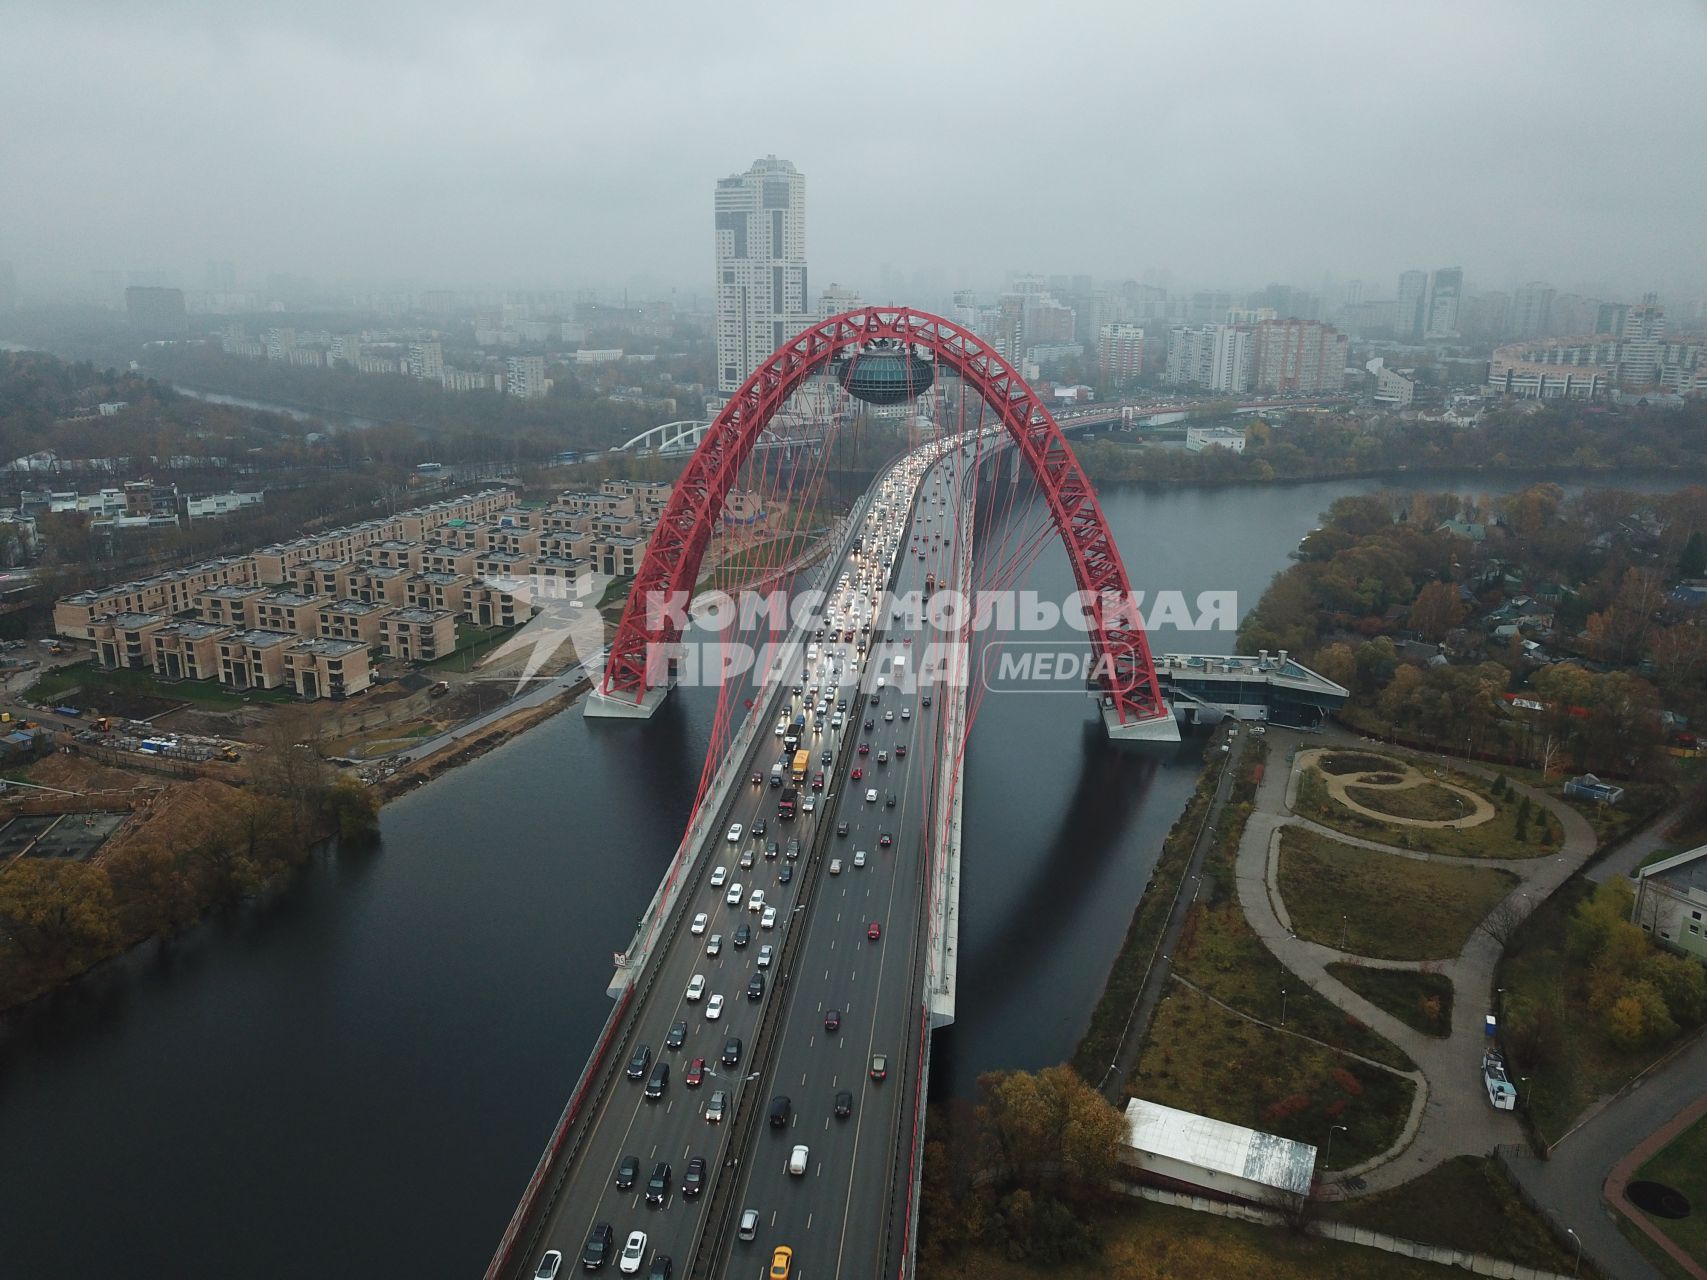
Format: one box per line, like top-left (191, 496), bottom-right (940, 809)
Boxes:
top-left (4, 0), bottom-right (1705, 296)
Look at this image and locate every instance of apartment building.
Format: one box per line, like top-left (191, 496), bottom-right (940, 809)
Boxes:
top-left (316, 598), bottom-right (390, 646)
top-left (422, 545), bottom-right (480, 577)
top-left (217, 630), bottom-right (296, 691)
top-left (376, 607), bottom-right (457, 662)
top-left (289, 558), bottom-right (352, 598)
top-left (282, 639), bottom-right (372, 700)
top-left (53, 556), bottom-right (257, 639)
top-left (366, 539), bottom-right (427, 572)
top-left (251, 590), bottom-right (322, 636)
top-left (406, 571), bottom-right (469, 614)
top-left (345, 566), bottom-right (412, 607)
top-left (195, 583), bottom-right (272, 631)
top-left (90, 612), bottom-right (169, 670)
top-left (149, 621), bottom-right (233, 683)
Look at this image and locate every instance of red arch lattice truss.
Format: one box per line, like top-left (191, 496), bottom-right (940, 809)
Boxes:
top-left (600, 306), bottom-right (1167, 727)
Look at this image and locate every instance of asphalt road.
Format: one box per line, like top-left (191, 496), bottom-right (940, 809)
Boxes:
top-left (520, 445), bottom-right (959, 1280)
top-left (709, 456), bottom-right (964, 1280)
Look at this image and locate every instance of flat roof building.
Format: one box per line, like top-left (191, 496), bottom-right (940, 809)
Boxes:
top-left (1119, 1097), bottom-right (1317, 1205)
top-left (1633, 843), bottom-right (1707, 964)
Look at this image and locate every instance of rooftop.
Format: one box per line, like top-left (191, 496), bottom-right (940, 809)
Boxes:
top-left (290, 637), bottom-right (367, 658)
top-left (156, 620), bottom-right (232, 640)
top-left (1638, 842), bottom-right (1707, 898)
top-left (259, 590), bottom-right (317, 608)
top-left (225, 628), bottom-right (296, 648)
top-left (107, 611), bottom-right (167, 629)
top-left (1155, 651), bottom-right (1350, 697)
top-left (1122, 1097), bottom-right (1316, 1196)
top-left (320, 598), bottom-right (386, 616)
top-left (388, 607), bottom-right (454, 625)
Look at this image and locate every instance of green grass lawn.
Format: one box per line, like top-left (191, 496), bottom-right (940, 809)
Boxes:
top-left (28, 659), bottom-right (293, 708)
top-left (1627, 1108), bottom-right (1707, 1270)
top-left (1277, 826), bottom-right (1518, 961)
top-left (1344, 781), bottom-right (1471, 822)
top-left (1178, 902), bottom-right (1414, 1071)
top-left (1326, 1155), bottom-right (1579, 1272)
top-left (923, 1198), bottom-right (1482, 1280)
top-left (1324, 964), bottom-right (1454, 1038)
top-left (1132, 983), bottom-right (1414, 1172)
top-left (425, 623), bottom-right (522, 670)
top-left (1297, 761), bottom-right (1562, 859)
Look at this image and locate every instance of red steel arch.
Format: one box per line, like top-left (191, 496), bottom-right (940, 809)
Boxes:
top-left (599, 306), bottom-right (1167, 728)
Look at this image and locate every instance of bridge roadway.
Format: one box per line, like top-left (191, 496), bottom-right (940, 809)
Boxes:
top-left (515, 443), bottom-right (962, 1279)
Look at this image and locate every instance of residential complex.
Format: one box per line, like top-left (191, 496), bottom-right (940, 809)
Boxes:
top-left (1487, 302), bottom-right (1703, 398)
top-left (51, 482), bottom-right (684, 698)
top-left (1163, 319), bottom-right (1347, 393)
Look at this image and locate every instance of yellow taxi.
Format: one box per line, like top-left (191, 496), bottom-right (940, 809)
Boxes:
top-left (768, 1245), bottom-right (793, 1279)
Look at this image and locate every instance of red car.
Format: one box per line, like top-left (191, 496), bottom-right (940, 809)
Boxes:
top-left (685, 1057), bottom-right (705, 1087)
top-left (867, 921), bottom-right (882, 941)
top-left (895, 744), bottom-right (907, 757)
top-left (851, 767), bottom-right (863, 780)
top-left (858, 743), bottom-right (870, 755)
top-left (878, 832), bottom-right (893, 848)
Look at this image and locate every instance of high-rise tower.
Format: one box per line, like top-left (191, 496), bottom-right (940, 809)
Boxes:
top-left (714, 156), bottom-right (809, 393)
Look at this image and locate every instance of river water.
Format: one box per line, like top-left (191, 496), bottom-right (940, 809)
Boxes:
top-left (0, 471), bottom-right (1689, 1277)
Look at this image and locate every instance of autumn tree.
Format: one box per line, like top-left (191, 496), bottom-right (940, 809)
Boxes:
top-left (0, 860), bottom-right (121, 969)
top-left (1408, 580), bottom-right (1465, 642)
top-left (975, 1065), bottom-right (1125, 1204)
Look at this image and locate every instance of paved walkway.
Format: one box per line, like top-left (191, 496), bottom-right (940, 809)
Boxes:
top-left (1234, 726), bottom-right (1597, 1195)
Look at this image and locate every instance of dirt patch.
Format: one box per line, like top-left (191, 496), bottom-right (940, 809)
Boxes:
top-left (100, 778), bottom-right (248, 862)
top-left (1317, 751), bottom-right (1399, 775)
top-left (25, 754), bottom-right (152, 794)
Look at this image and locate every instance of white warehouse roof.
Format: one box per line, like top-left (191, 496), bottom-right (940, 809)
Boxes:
top-left (1122, 1097), bottom-right (1317, 1196)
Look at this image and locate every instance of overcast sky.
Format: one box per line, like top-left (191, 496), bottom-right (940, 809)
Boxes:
top-left (4, 0), bottom-right (1705, 303)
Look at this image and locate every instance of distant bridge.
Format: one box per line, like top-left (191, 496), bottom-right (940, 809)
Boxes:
top-left (615, 418), bottom-right (829, 457)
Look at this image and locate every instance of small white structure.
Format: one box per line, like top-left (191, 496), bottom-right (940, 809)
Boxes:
top-left (1119, 1097), bottom-right (1316, 1202)
top-left (1184, 425), bottom-right (1247, 454)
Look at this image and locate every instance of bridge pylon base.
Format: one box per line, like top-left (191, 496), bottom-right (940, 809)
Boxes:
top-left (584, 681), bottom-right (673, 721)
top-left (1101, 702), bottom-right (1181, 742)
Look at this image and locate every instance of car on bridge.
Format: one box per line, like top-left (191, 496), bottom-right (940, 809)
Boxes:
top-left (778, 864), bottom-right (793, 885)
top-left (733, 923), bottom-right (751, 947)
top-left (879, 832), bottom-right (893, 847)
top-left (725, 881), bottom-right (743, 906)
top-left (868, 920), bottom-right (882, 941)
top-left (665, 1020), bottom-right (686, 1050)
top-left (870, 1053), bottom-right (888, 1081)
top-left (705, 933), bottom-right (721, 956)
top-left (769, 1246), bottom-right (793, 1280)
top-left (726, 823), bottom-right (743, 843)
top-left (615, 1155), bottom-right (639, 1189)
top-left (580, 1222), bottom-right (615, 1270)
top-left (683, 1155), bottom-right (707, 1199)
top-left (618, 1229), bottom-right (647, 1274)
top-left (721, 1037), bottom-right (742, 1067)
top-left (690, 912), bottom-right (708, 935)
top-left (705, 1090), bottom-right (727, 1123)
top-left (706, 994), bottom-right (724, 1020)
top-left (757, 944), bottom-right (773, 967)
top-left (533, 1250), bottom-right (562, 1280)
top-left (865, 788), bottom-right (877, 802)
top-left (834, 1089), bottom-right (853, 1119)
top-left (625, 1044), bottom-right (651, 1080)
top-left (644, 1161), bottom-right (670, 1206)
top-left (685, 974), bottom-right (706, 1002)
top-left (854, 850), bottom-right (866, 868)
top-left (824, 1009), bottom-right (840, 1032)
top-left (788, 1144), bottom-right (810, 1176)
top-left (685, 1057), bottom-right (704, 1087)
top-left (895, 744), bottom-right (906, 757)
top-left (710, 866), bottom-right (728, 888)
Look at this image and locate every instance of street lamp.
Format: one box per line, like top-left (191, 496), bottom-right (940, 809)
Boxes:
top-left (1566, 1227), bottom-right (1581, 1276)
top-left (1339, 914), bottom-right (1349, 950)
top-left (1280, 986), bottom-right (1289, 1026)
top-left (1325, 1122), bottom-right (1348, 1167)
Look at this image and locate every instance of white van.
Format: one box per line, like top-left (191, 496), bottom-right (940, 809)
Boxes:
top-left (788, 1144), bottom-right (810, 1175)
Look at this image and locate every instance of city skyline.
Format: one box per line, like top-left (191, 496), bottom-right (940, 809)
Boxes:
top-left (2, 1), bottom-right (1705, 300)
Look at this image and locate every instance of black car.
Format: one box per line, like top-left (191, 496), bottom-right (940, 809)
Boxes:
top-left (834, 1089), bottom-right (853, 1119)
top-left (778, 864), bottom-right (793, 885)
top-left (837, 699), bottom-right (848, 711)
top-left (647, 1257), bottom-right (673, 1280)
top-left (682, 1156), bottom-right (707, 1198)
top-left (769, 1095), bottom-right (792, 1127)
top-left (644, 1061), bottom-right (669, 1100)
top-left (746, 971), bottom-right (766, 1001)
top-left (864, 719), bottom-right (874, 730)
top-left (752, 818), bottom-right (767, 837)
top-left (615, 1155), bottom-right (639, 1189)
top-left (645, 1160), bottom-right (671, 1207)
top-left (922, 694), bottom-right (932, 707)
top-left (625, 1043), bottom-right (651, 1080)
top-left (664, 1020), bottom-right (687, 1050)
top-left (820, 751), bottom-right (832, 765)
top-left (581, 1221), bottom-right (615, 1270)
top-left (722, 1036), bottom-right (743, 1068)
top-left (733, 923), bottom-right (751, 948)
top-left (885, 792), bottom-right (896, 808)
top-left (786, 837), bottom-right (801, 860)
top-left (836, 821), bottom-right (849, 837)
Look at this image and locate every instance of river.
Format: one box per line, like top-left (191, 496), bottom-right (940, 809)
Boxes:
top-left (0, 471), bottom-right (1688, 1277)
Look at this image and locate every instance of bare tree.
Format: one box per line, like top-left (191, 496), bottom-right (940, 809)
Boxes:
top-left (1479, 896), bottom-right (1529, 948)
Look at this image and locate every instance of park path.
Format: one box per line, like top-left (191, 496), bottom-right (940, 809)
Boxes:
top-left (1234, 726), bottom-right (1596, 1195)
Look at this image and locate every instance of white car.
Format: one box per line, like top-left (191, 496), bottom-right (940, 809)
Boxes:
top-left (884, 711), bottom-right (894, 722)
top-left (901, 707), bottom-right (911, 720)
top-left (710, 866), bottom-right (728, 888)
top-left (748, 889), bottom-right (765, 913)
top-left (726, 882), bottom-right (744, 906)
top-left (761, 905), bottom-right (777, 929)
top-left (685, 974), bottom-right (706, 1002)
top-left (866, 788), bottom-right (878, 803)
top-left (854, 850), bottom-right (867, 868)
top-left (829, 857), bottom-right (842, 875)
top-left (788, 1144), bottom-right (810, 1176)
top-left (706, 933), bottom-right (722, 957)
top-left (802, 795), bottom-right (816, 813)
top-left (706, 994), bottom-right (725, 1020)
top-left (727, 823), bottom-right (743, 844)
top-left (618, 1230), bottom-right (647, 1275)
top-left (690, 912), bottom-right (708, 936)
top-left (757, 943), bottom-right (774, 968)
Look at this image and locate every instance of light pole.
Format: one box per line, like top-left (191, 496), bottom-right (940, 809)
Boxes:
top-left (1566, 1227), bottom-right (1581, 1276)
top-left (1339, 914), bottom-right (1349, 950)
top-left (1280, 986), bottom-right (1289, 1026)
top-left (1325, 1122), bottom-right (1348, 1168)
